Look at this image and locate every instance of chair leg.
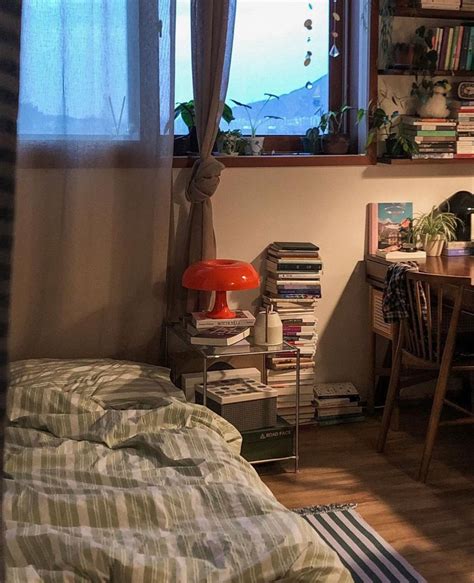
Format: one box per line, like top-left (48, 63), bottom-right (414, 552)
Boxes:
top-left (377, 338), bottom-right (403, 453)
top-left (418, 371), bottom-right (450, 482)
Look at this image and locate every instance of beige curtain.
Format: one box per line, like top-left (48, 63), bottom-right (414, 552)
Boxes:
top-left (11, 1), bottom-right (176, 364)
top-left (185, 0), bottom-right (237, 266)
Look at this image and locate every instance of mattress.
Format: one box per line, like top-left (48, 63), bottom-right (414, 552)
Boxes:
top-left (4, 359), bottom-right (351, 582)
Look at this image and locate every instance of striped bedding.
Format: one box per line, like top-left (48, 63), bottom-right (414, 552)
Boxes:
top-left (4, 359), bottom-right (351, 582)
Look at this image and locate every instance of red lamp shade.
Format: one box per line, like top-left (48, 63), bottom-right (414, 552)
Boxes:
top-left (182, 259), bottom-right (260, 319)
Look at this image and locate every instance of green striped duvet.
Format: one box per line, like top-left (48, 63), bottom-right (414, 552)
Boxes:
top-left (4, 359), bottom-right (351, 582)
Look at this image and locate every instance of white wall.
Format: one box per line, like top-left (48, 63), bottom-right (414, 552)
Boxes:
top-left (175, 164), bottom-right (473, 396)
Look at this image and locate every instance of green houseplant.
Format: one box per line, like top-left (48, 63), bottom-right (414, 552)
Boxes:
top-left (174, 100), bottom-right (234, 154)
top-left (365, 105), bottom-right (418, 159)
top-left (231, 94), bottom-right (282, 155)
top-left (216, 129), bottom-right (245, 156)
top-left (318, 105), bottom-right (352, 154)
top-left (412, 206), bottom-right (461, 256)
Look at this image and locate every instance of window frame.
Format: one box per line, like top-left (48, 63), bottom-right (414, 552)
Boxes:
top-left (173, 0), bottom-right (377, 166)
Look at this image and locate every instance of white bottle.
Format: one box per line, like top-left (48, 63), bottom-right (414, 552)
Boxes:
top-left (254, 308), bottom-right (283, 346)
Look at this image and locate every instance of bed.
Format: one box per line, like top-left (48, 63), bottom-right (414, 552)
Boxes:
top-left (4, 359), bottom-right (351, 582)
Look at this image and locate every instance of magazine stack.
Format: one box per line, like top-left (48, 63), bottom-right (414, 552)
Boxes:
top-left (313, 383), bottom-right (364, 426)
top-left (262, 242), bottom-right (322, 425)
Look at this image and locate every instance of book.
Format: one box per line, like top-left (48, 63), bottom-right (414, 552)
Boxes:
top-left (188, 326), bottom-right (250, 346)
top-left (368, 202), bottom-right (413, 255)
top-left (316, 406), bottom-right (363, 418)
top-left (191, 309), bottom-right (255, 330)
top-left (376, 249), bottom-right (427, 261)
top-left (271, 242), bottom-right (319, 252)
top-left (314, 382), bottom-right (359, 399)
top-left (211, 340), bottom-right (252, 354)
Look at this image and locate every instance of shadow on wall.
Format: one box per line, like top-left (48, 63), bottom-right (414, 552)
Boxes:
top-left (316, 260), bottom-right (370, 394)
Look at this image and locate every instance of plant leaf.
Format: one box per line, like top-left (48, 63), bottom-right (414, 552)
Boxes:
top-left (231, 99), bottom-right (252, 109)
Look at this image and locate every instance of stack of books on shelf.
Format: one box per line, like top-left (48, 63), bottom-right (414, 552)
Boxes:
top-left (430, 24), bottom-right (474, 71)
top-left (313, 383), bottom-right (364, 426)
top-left (262, 241), bottom-right (322, 425)
top-left (442, 241), bottom-right (474, 256)
top-left (184, 310), bottom-right (255, 349)
top-left (420, 0), bottom-right (461, 10)
top-left (453, 102), bottom-right (474, 158)
top-left (401, 116), bottom-right (457, 159)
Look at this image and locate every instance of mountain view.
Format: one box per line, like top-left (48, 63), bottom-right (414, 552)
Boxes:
top-left (226, 74), bottom-right (328, 136)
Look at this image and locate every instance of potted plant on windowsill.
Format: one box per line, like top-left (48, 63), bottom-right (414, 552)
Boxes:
top-left (318, 105), bottom-right (354, 155)
top-left (412, 206), bottom-right (461, 257)
top-left (174, 100), bottom-right (234, 155)
top-left (231, 94), bottom-right (282, 156)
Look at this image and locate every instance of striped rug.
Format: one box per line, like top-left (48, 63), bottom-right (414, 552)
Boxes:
top-left (294, 504), bottom-right (426, 583)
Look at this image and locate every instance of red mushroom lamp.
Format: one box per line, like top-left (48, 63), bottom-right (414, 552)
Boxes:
top-left (182, 259), bottom-right (260, 319)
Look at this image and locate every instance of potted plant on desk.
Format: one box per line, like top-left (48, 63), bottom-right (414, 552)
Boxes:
top-left (412, 206), bottom-right (461, 257)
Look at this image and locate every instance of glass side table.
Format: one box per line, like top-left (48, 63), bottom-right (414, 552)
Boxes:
top-left (165, 322), bottom-right (301, 472)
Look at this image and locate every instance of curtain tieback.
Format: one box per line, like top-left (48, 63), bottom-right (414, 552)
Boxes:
top-left (186, 156), bottom-right (225, 203)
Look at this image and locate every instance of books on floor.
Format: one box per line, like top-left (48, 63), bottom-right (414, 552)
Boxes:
top-left (313, 382), bottom-right (364, 426)
top-left (401, 117), bottom-right (457, 160)
top-left (262, 242), bottom-right (322, 425)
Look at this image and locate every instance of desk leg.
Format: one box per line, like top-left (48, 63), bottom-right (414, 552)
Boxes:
top-left (368, 330), bottom-right (376, 415)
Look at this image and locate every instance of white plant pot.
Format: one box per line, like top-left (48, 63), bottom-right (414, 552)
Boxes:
top-left (423, 236), bottom-right (445, 257)
top-left (245, 136), bottom-right (265, 156)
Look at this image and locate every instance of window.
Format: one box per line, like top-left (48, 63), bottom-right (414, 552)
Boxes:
top-left (18, 1), bottom-right (140, 140)
top-left (176, 0), bottom-right (330, 136)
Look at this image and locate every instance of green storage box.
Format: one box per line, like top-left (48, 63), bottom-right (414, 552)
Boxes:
top-left (240, 417), bottom-right (295, 463)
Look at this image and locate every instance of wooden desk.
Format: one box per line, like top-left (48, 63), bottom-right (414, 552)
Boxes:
top-left (365, 254), bottom-right (474, 412)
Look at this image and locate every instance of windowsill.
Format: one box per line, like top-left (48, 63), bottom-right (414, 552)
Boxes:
top-left (173, 153), bottom-right (375, 168)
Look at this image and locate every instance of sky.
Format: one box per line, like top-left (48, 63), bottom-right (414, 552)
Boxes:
top-left (175, 0), bottom-right (329, 105)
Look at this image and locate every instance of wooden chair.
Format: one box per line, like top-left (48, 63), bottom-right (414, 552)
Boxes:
top-left (377, 271), bottom-right (474, 482)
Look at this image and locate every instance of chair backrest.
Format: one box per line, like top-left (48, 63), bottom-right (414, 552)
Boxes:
top-left (403, 271), bottom-right (468, 365)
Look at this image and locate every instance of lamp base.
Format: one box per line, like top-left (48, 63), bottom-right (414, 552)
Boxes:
top-left (206, 290), bottom-right (236, 319)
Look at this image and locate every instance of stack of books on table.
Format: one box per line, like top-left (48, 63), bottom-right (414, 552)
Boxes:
top-left (313, 383), bottom-right (364, 426)
top-left (461, 0), bottom-right (474, 11)
top-left (442, 241), bottom-right (474, 256)
top-left (454, 103), bottom-right (474, 159)
top-left (185, 310), bottom-right (255, 349)
top-left (401, 117), bottom-right (457, 160)
top-left (262, 241), bottom-right (322, 425)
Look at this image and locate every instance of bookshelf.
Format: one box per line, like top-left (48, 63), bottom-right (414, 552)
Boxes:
top-left (378, 68), bottom-right (473, 75)
top-left (393, 7), bottom-right (474, 19)
top-left (376, 1), bottom-right (474, 165)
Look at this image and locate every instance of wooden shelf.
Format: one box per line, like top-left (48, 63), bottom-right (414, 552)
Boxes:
top-left (378, 69), bottom-right (474, 76)
top-left (393, 7), bottom-right (474, 19)
top-left (378, 156), bottom-right (474, 165)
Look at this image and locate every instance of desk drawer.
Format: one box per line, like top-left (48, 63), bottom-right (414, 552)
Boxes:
top-left (371, 288), bottom-right (393, 339)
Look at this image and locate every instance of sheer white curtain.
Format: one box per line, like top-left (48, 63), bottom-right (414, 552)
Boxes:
top-left (11, 0), bottom-right (176, 363)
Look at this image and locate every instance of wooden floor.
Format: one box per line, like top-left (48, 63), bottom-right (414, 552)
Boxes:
top-left (260, 406), bottom-right (474, 583)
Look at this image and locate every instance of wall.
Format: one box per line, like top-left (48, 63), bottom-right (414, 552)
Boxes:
top-left (11, 165), bottom-right (472, 397)
top-left (175, 163), bottom-right (473, 397)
